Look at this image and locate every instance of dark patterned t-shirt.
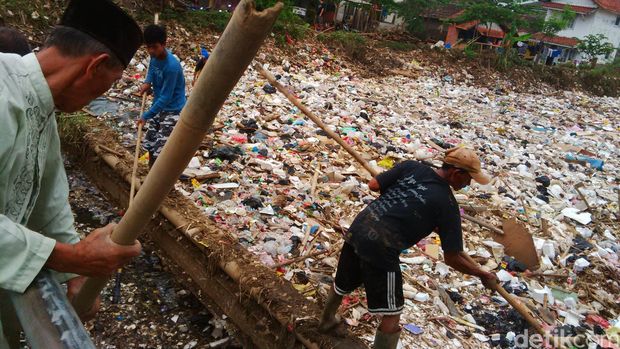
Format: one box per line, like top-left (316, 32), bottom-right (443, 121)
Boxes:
top-left (346, 161), bottom-right (463, 269)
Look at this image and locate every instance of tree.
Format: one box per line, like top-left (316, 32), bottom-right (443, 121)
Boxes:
top-left (454, 0), bottom-right (540, 34)
top-left (451, 0), bottom-right (542, 67)
top-left (540, 5), bottom-right (576, 38)
top-left (577, 33), bottom-right (615, 67)
top-left (452, 0), bottom-right (575, 68)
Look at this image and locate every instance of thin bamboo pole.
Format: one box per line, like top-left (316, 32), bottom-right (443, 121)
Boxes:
top-left (254, 63), bottom-right (506, 235)
top-left (254, 64), bottom-right (575, 347)
top-left (129, 93), bottom-right (147, 206)
top-left (72, 0), bottom-right (282, 315)
top-left (462, 254), bottom-right (566, 349)
top-left (255, 63), bottom-right (378, 176)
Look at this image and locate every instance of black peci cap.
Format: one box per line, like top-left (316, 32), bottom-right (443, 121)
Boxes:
top-left (60, 0), bottom-right (143, 67)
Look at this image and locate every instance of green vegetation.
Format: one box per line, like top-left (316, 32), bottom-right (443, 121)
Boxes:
top-left (578, 60), bottom-right (620, 96)
top-left (540, 5), bottom-right (576, 38)
top-left (463, 45), bottom-right (477, 59)
top-left (2, 0), bottom-right (37, 15)
top-left (453, 0), bottom-right (574, 69)
top-left (576, 34), bottom-right (616, 67)
top-left (379, 40), bottom-right (416, 51)
top-left (524, 59), bottom-right (620, 97)
top-left (256, 0), bottom-right (310, 45)
top-left (1, 0), bottom-right (56, 31)
top-left (160, 0), bottom-right (309, 46)
top-left (160, 8), bottom-right (232, 32)
top-left (57, 112), bottom-right (91, 147)
top-left (318, 31), bottom-right (367, 60)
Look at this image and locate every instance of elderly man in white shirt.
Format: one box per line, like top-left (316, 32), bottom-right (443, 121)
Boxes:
top-left (0, 0), bottom-right (145, 347)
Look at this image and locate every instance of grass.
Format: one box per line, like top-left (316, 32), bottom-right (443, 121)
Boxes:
top-left (160, 8), bottom-right (232, 32)
top-left (57, 112), bottom-right (91, 147)
top-left (577, 61), bottom-right (620, 97)
top-left (318, 31), bottom-right (367, 60)
top-left (159, 3), bottom-right (309, 47)
top-left (2, 0), bottom-right (56, 31)
top-left (3, 0), bottom-right (36, 14)
top-left (267, 0), bottom-right (310, 47)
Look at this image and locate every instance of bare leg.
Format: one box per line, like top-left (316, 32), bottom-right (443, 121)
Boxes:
top-left (378, 314), bottom-right (400, 334)
top-left (374, 314), bottom-right (401, 349)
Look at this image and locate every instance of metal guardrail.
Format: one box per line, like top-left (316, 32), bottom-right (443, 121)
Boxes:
top-left (7, 270), bottom-right (95, 349)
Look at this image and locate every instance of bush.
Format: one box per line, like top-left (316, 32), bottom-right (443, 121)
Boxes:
top-left (463, 45), bottom-right (478, 59)
top-left (578, 61), bottom-right (620, 97)
top-left (272, 13), bottom-right (310, 45)
top-left (260, 0), bottom-right (310, 46)
top-left (57, 113), bottom-right (91, 147)
top-left (379, 40), bottom-right (416, 51)
top-left (161, 9), bottom-right (232, 32)
top-left (318, 31), bottom-right (367, 60)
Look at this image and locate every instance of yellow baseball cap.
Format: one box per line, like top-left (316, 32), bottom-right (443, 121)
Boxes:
top-left (443, 147), bottom-right (491, 185)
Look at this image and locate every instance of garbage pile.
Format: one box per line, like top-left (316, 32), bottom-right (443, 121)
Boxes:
top-left (65, 160), bottom-right (237, 348)
top-left (89, 42), bottom-right (619, 348)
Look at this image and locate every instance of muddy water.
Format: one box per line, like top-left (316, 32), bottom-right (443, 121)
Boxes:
top-left (64, 157), bottom-right (239, 349)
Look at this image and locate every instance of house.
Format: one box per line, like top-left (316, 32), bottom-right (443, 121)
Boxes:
top-left (419, 1), bottom-right (619, 64)
top-left (420, 5), bottom-right (509, 47)
top-left (418, 4), bottom-right (463, 41)
top-left (534, 0), bottom-right (620, 64)
top-left (334, 0), bottom-right (404, 31)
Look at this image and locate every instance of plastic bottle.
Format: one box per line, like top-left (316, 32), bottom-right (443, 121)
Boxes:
top-left (565, 153), bottom-right (604, 170)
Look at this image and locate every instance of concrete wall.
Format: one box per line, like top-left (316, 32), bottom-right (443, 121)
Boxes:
top-left (557, 0), bottom-right (596, 6)
top-left (545, 1), bottom-right (620, 63)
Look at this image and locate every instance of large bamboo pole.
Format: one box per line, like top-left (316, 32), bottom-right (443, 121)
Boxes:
top-left (72, 0), bottom-right (282, 315)
top-left (86, 140), bottom-right (357, 349)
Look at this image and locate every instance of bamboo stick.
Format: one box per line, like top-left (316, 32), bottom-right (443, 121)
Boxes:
top-left (461, 212), bottom-right (504, 235)
top-left (73, 0), bottom-right (282, 315)
top-left (129, 93), bottom-right (148, 206)
top-left (255, 64), bottom-right (505, 236)
top-left (96, 144), bottom-right (123, 157)
top-left (462, 254), bottom-right (566, 349)
top-left (273, 249), bottom-right (329, 268)
top-left (254, 63), bottom-right (378, 176)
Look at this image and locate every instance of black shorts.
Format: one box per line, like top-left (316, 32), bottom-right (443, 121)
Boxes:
top-left (334, 242), bottom-right (404, 315)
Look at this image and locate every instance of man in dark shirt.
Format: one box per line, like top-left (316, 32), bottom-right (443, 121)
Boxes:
top-left (319, 147), bottom-right (498, 349)
top-left (316, 0), bottom-right (325, 29)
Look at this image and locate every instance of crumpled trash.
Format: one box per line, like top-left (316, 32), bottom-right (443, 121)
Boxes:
top-left (561, 207), bottom-right (592, 225)
top-left (573, 258), bottom-right (591, 273)
top-left (502, 256), bottom-right (527, 272)
top-left (90, 37), bottom-right (620, 348)
top-left (262, 84), bottom-right (277, 94)
top-left (403, 324), bottom-right (424, 335)
top-left (208, 146), bottom-right (244, 161)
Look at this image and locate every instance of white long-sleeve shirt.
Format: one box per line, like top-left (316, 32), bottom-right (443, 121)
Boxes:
top-left (0, 52), bottom-right (79, 294)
